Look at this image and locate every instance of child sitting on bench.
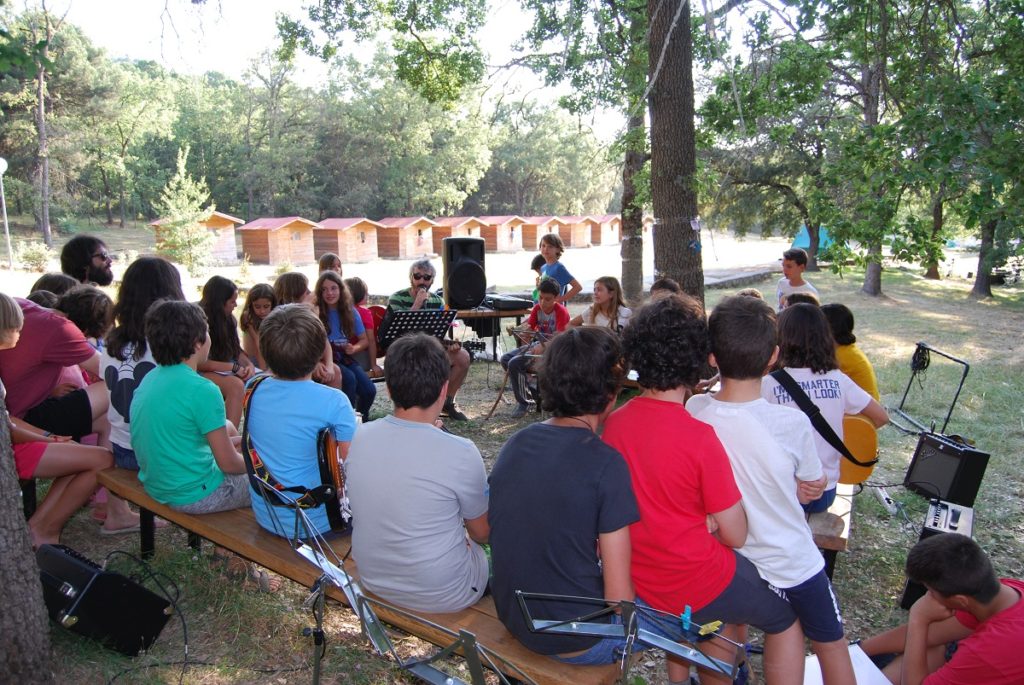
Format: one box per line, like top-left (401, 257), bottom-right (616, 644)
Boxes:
top-left (499, 277), bottom-right (569, 417)
top-left (244, 304), bottom-right (358, 538)
top-left (130, 300), bottom-right (250, 515)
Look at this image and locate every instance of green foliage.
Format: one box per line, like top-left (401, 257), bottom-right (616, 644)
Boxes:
top-left (273, 260), bottom-right (294, 277)
top-left (152, 146), bottom-right (214, 278)
top-left (14, 239), bottom-right (53, 272)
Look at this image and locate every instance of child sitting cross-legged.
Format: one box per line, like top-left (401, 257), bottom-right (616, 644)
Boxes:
top-left (244, 304), bottom-right (358, 538)
top-left (499, 277), bottom-right (569, 418)
top-left (130, 300), bottom-right (250, 516)
top-left (686, 295), bottom-right (854, 685)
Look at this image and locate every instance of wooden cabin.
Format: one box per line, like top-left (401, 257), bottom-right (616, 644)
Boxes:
top-left (431, 217), bottom-right (486, 255)
top-left (377, 216), bottom-right (436, 259)
top-left (477, 215), bottom-right (525, 253)
top-left (237, 216), bottom-right (319, 265)
top-left (590, 214), bottom-right (621, 246)
top-left (520, 216), bottom-right (569, 251)
top-left (150, 210), bottom-right (243, 263)
top-left (560, 215), bottom-right (599, 248)
top-left (316, 218), bottom-right (382, 263)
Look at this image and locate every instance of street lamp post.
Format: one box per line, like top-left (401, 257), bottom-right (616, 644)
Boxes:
top-left (0, 157), bottom-right (12, 269)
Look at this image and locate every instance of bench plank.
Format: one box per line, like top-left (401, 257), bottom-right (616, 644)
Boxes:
top-left (98, 468), bottom-right (620, 685)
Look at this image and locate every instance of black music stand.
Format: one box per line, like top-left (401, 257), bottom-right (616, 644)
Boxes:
top-left (379, 309), bottom-right (458, 350)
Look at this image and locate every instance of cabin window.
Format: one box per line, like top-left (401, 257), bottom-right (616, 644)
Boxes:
top-left (291, 231), bottom-right (302, 241)
top-left (359, 231), bottom-right (366, 243)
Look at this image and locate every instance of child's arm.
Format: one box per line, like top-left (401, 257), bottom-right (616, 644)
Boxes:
top-left (343, 331), bottom-right (369, 356)
top-left (560, 278), bottom-right (582, 303)
top-left (858, 398), bottom-right (889, 428)
top-left (566, 313), bottom-right (584, 328)
top-left (9, 416), bottom-right (72, 445)
top-left (236, 350), bottom-right (256, 380)
top-left (598, 526), bottom-right (634, 603)
top-left (205, 425), bottom-right (246, 475)
top-left (242, 327), bottom-right (264, 370)
top-left (708, 501), bottom-right (748, 548)
top-left (797, 474), bottom-right (827, 504)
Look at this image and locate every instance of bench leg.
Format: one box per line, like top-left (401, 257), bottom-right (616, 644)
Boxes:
top-left (822, 549), bottom-right (838, 580)
top-left (188, 532), bottom-right (202, 552)
top-left (140, 508), bottom-right (156, 559)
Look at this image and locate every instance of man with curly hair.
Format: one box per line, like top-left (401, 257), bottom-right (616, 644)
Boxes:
top-left (603, 295), bottom-right (805, 685)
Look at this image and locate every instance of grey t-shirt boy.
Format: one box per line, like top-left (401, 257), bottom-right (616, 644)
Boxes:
top-left (347, 415), bottom-right (489, 613)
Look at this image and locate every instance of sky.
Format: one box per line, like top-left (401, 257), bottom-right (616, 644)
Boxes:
top-left (51, 0), bottom-right (626, 140)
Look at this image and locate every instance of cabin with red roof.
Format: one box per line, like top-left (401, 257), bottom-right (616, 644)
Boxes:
top-left (237, 216), bottom-right (319, 265)
top-left (590, 214), bottom-right (621, 246)
top-left (478, 215), bottom-right (524, 253)
top-left (316, 218), bottom-right (382, 263)
top-left (520, 216), bottom-right (568, 251)
top-left (377, 216), bottom-right (435, 259)
top-left (431, 216), bottom-right (485, 255)
top-left (150, 210), bottom-right (243, 262)
top-left (560, 215), bottom-right (599, 248)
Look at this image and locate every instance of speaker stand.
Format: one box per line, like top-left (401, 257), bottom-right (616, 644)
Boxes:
top-left (303, 577), bottom-right (328, 685)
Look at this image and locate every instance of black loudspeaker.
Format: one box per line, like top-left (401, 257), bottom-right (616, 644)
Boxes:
top-left (37, 544), bottom-right (172, 656)
top-left (442, 237), bottom-right (486, 309)
top-left (899, 500), bottom-right (974, 609)
top-left (903, 433), bottom-right (989, 507)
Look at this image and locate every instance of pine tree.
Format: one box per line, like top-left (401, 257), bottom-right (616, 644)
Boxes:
top-left (152, 146), bottom-right (214, 277)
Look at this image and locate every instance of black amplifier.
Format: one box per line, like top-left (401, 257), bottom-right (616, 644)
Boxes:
top-left (37, 544), bottom-right (172, 656)
top-left (904, 432), bottom-right (988, 507)
top-left (899, 500), bottom-right (974, 609)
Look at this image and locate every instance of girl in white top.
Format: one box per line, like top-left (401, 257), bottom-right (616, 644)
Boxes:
top-left (569, 276), bottom-right (632, 333)
top-left (761, 303), bottom-right (888, 512)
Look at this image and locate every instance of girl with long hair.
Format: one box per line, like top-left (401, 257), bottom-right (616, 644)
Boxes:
top-left (569, 276), bottom-right (631, 332)
top-left (762, 303), bottom-right (888, 513)
top-left (198, 275), bottom-right (254, 426)
top-left (315, 271), bottom-right (376, 421)
top-left (240, 283), bottom-right (277, 370)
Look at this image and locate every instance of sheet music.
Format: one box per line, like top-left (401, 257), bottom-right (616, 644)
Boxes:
top-left (802, 644), bottom-right (890, 685)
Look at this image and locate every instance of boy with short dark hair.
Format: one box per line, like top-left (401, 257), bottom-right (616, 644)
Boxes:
top-left (500, 277), bottom-right (570, 417)
top-left (860, 533), bottom-right (1024, 684)
top-left (245, 304), bottom-right (358, 537)
top-left (777, 247), bottom-right (819, 311)
top-left (346, 332), bottom-right (489, 613)
top-left (686, 295), bottom-right (852, 684)
top-left (130, 300), bottom-right (249, 514)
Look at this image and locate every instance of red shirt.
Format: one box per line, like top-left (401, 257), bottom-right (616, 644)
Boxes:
top-left (925, 578), bottom-right (1024, 685)
top-left (526, 302), bottom-right (569, 335)
top-left (603, 397), bottom-right (741, 613)
top-left (0, 299), bottom-right (95, 417)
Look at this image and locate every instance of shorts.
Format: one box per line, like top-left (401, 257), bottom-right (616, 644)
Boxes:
top-left (803, 487), bottom-right (837, 514)
top-left (640, 552), bottom-right (798, 640)
top-left (779, 569), bottom-right (845, 642)
top-left (112, 442), bottom-right (140, 470)
top-left (24, 389), bottom-right (93, 441)
top-left (14, 441), bottom-right (47, 479)
top-left (169, 473), bottom-right (251, 515)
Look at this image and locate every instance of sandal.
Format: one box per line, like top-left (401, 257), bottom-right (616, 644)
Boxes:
top-left (246, 564), bottom-right (282, 593)
top-left (211, 547), bottom-right (249, 579)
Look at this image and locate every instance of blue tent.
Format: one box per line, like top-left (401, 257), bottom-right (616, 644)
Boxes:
top-left (791, 225), bottom-right (835, 251)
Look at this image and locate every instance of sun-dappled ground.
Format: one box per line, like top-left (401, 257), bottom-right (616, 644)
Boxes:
top-left (13, 221), bottom-right (1022, 684)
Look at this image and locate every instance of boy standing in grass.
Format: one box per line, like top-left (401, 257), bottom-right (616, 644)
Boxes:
top-left (130, 300), bottom-right (250, 514)
top-left (777, 247), bottom-right (819, 311)
top-left (538, 233), bottom-right (582, 304)
top-left (686, 295), bottom-right (853, 685)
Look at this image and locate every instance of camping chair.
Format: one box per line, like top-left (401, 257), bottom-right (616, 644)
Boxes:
top-left (485, 326), bottom-right (545, 420)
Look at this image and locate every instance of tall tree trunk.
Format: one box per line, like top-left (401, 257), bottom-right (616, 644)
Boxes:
top-left (118, 178), bottom-right (126, 228)
top-left (648, 0), bottom-right (704, 305)
top-left (620, 112), bottom-right (645, 302)
top-left (970, 218), bottom-right (996, 299)
top-left (862, 241), bottom-right (883, 296)
top-left (100, 169), bottom-right (114, 225)
top-left (806, 222), bottom-right (821, 271)
top-left (0, 395), bottom-right (54, 682)
top-left (924, 192), bottom-right (943, 280)
top-left (34, 53), bottom-right (52, 247)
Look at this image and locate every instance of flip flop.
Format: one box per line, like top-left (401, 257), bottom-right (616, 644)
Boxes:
top-left (99, 517), bottom-right (169, 535)
top-left (246, 565), bottom-right (282, 593)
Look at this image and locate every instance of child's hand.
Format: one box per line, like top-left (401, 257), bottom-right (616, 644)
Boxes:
top-left (343, 343), bottom-right (357, 355)
top-left (51, 434), bottom-right (73, 443)
top-left (706, 514), bottom-right (719, 535)
top-left (797, 475), bottom-right (827, 504)
top-left (49, 382), bottom-right (78, 398)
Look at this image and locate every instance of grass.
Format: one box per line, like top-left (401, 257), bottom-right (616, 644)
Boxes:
top-left (43, 262), bottom-right (1024, 684)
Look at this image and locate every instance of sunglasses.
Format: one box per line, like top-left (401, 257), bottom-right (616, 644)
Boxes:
top-left (92, 250), bottom-right (112, 262)
top-left (413, 273), bottom-right (434, 281)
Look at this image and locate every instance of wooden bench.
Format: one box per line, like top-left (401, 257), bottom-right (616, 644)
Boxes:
top-left (97, 467), bottom-right (622, 685)
top-left (807, 482), bottom-right (856, 579)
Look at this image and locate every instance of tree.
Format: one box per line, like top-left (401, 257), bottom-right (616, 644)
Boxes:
top-left (152, 145), bottom-right (214, 277)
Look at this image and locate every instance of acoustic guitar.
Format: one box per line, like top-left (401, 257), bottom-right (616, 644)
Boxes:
top-left (840, 414), bottom-right (879, 484)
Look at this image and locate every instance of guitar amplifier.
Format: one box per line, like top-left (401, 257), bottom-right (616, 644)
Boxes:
top-left (484, 294), bottom-right (533, 311)
top-left (899, 500), bottom-right (974, 609)
top-left (903, 433), bottom-right (989, 507)
top-left (37, 544), bottom-right (172, 656)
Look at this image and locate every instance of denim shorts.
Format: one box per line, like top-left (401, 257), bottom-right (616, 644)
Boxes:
top-left (112, 442), bottom-right (139, 470)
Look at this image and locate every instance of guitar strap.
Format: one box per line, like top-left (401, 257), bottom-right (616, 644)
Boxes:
top-left (770, 369), bottom-right (877, 468)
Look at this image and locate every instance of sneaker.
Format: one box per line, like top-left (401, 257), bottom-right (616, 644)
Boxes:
top-left (511, 403), bottom-right (530, 418)
top-left (443, 398), bottom-right (468, 421)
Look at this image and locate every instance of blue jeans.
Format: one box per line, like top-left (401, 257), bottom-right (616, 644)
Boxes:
top-left (500, 345), bottom-right (537, 407)
top-left (339, 362), bottom-right (376, 419)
